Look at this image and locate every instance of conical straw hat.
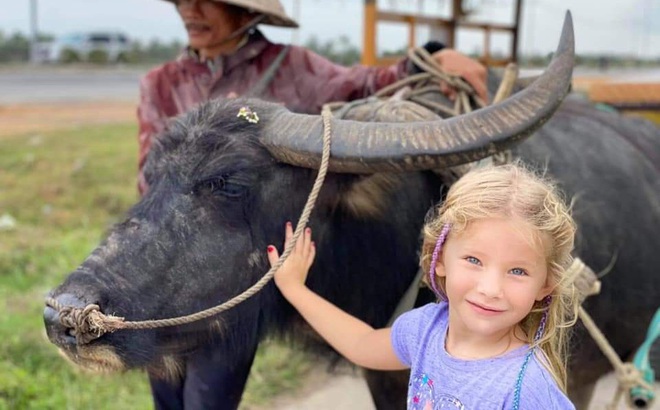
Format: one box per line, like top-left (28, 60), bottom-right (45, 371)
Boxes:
top-left (162, 0), bottom-right (298, 28)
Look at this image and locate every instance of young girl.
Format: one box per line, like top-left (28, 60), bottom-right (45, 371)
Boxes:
top-left (267, 163), bottom-right (578, 409)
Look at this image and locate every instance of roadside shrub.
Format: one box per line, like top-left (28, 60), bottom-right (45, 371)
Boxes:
top-left (58, 48), bottom-right (80, 64)
top-left (115, 52), bottom-right (130, 63)
top-left (87, 49), bottom-right (109, 64)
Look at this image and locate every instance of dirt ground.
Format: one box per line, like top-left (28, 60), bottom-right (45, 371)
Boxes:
top-left (0, 101), bottom-right (136, 137)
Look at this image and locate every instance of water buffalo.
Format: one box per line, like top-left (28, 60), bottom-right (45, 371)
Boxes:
top-left (44, 15), bottom-right (659, 409)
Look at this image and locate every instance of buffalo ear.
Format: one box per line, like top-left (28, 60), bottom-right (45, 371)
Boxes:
top-left (337, 173), bottom-right (405, 218)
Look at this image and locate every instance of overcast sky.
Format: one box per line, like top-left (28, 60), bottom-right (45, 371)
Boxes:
top-left (2, 0), bottom-right (658, 58)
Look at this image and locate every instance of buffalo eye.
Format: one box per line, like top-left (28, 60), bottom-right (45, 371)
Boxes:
top-left (194, 176), bottom-right (245, 198)
top-left (201, 178), bottom-right (225, 193)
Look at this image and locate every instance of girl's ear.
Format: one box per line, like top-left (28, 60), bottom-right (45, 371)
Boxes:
top-left (434, 251), bottom-right (446, 277)
top-left (535, 279), bottom-right (555, 301)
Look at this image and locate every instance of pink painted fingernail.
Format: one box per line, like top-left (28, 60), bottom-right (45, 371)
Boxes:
top-left (267, 246), bottom-right (275, 252)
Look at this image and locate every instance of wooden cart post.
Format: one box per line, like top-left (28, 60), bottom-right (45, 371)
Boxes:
top-left (361, 0), bottom-right (523, 67)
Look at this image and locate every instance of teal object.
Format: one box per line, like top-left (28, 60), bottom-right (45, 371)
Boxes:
top-left (594, 102), bottom-right (618, 114)
top-left (630, 308), bottom-right (660, 408)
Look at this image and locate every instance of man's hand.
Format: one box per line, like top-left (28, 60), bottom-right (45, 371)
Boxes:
top-left (267, 222), bottom-right (316, 293)
top-left (431, 49), bottom-right (488, 104)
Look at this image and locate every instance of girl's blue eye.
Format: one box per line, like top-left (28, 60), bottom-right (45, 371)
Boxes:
top-left (466, 256), bottom-right (481, 265)
top-left (510, 268), bottom-right (527, 276)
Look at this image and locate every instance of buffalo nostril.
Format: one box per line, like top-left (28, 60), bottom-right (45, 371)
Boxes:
top-left (43, 305), bottom-right (59, 328)
top-left (44, 305), bottom-right (77, 347)
top-left (44, 293), bottom-right (90, 347)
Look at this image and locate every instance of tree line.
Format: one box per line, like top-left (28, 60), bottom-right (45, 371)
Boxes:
top-left (0, 30), bottom-right (656, 68)
top-left (0, 31), bottom-right (184, 64)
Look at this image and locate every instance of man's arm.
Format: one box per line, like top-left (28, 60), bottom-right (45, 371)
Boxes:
top-left (291, 44), bottom-right (488, 112)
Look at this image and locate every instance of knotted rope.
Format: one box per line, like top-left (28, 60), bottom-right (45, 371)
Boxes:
top-left (46, 106), bottom-right (334, 345)
top-left (568, 258), bottom-right (654, 409)
top-left (375, 47), bottom-right (486, 117)
top-left (579, 305), bottom-right (655, 409)
top-left (324, 46), bottom-right (492, 118)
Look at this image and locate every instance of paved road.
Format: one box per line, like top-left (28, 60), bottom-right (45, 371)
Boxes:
top-left (1, 66), bottom-right (658, 105)
top-left (0, 66), bottom-right (144, 104)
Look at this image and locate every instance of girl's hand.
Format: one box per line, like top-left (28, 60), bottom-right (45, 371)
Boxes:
top-left (267, 222), bottom-right (316, 292)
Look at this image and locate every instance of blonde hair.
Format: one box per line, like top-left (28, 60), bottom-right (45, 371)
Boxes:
top-left (420, 162), bottom-right (578, 391)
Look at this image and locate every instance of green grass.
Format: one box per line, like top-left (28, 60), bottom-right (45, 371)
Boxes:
top-left (0, 124), bottom-right (309, 409)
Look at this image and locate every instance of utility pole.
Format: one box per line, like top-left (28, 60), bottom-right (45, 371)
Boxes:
top-left (291, 0), bottom-right (301, 45)
top-left (641, 0), bottom-right (651, 59)
top-left (29, 0), bottom-right (39, 63)
top-left (525, 0), bottom-right (534, 60)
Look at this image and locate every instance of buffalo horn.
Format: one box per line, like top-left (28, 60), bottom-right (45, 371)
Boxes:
top-left (261, 12), bottom-right (574, 173)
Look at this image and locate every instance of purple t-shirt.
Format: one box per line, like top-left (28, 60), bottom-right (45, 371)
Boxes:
top-left (391, 302), bottom-right (575, 409)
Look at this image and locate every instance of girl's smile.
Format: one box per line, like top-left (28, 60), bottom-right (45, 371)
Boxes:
top-left (466, 300), bottom-right (505, 316)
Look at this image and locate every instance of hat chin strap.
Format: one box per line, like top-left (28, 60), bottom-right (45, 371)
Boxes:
top-left (200, 13), bottom-right (266, 58)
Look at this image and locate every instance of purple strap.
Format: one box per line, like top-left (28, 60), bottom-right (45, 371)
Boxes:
top-left (533, 295), bottom-right (552, 342)
top-left (429, 224), bottom-right (451, 300)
